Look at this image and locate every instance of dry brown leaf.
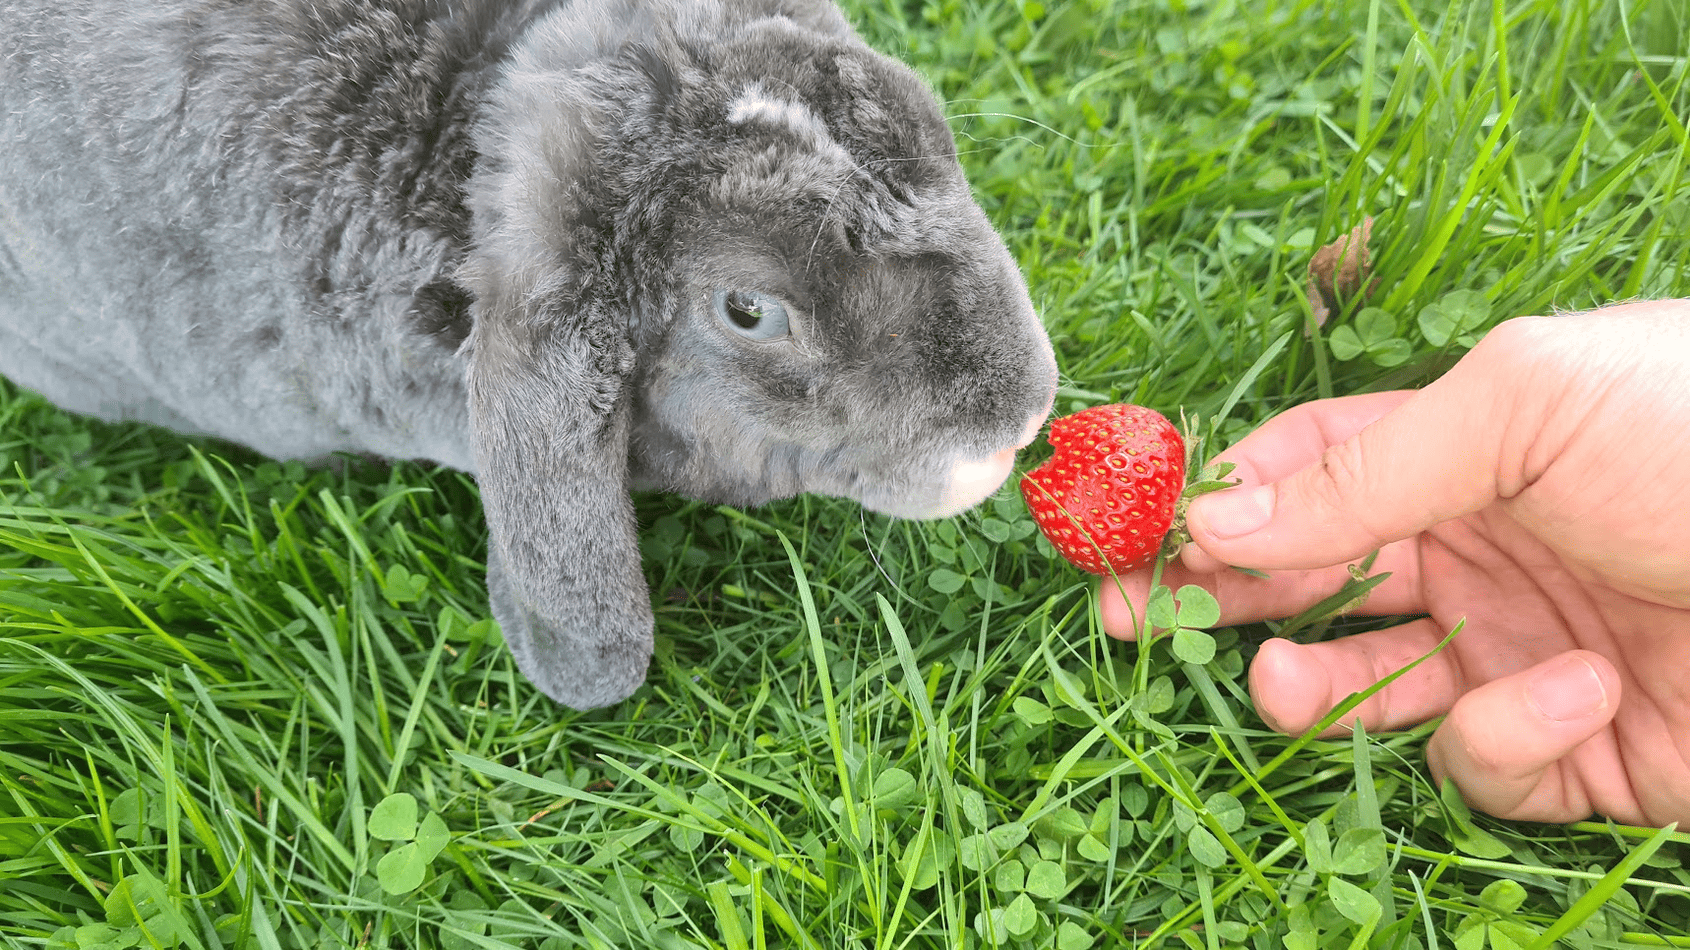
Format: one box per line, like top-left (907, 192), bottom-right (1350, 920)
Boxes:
top-left (1305, 217), bottom-right (1374, 327)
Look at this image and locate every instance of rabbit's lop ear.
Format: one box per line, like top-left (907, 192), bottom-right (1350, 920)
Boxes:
top-left (457, 66), bottom-right (655, 709)
top-left (465, 310), bottom-right (651, 710)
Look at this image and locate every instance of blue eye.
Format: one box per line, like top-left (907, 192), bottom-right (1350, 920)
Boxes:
top-left (715, 290), bottom-right (790, 341)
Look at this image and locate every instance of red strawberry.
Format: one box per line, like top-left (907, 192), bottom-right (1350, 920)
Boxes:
top-left (1019, 404), bottom-right (1185, 575)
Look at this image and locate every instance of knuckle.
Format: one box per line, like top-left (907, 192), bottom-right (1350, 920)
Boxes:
top-left (1465, 314), bottom-right (1563, 384)
top-left (1309, 437), bottom-right (1373, 512)
top-left (1473, 313), bottom-right (1545, 354)
top-left (1303, 431), bottom-right (1412, 548)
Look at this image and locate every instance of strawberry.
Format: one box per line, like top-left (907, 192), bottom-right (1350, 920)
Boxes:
top-left (1019, 404), bottom-right (1185, 575)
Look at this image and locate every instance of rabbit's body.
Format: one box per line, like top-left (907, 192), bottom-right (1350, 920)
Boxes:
top-left (1, 0), bottom-right (1058, 708)
top-left (0, 0), bottom-right (539, 468)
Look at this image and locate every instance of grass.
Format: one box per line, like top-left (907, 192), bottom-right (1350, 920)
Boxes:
top-left (2, 0), bottom-right (1689, 946)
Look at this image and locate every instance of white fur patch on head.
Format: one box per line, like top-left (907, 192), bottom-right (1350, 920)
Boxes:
top-left (727, 82), bottom-right (835, 150)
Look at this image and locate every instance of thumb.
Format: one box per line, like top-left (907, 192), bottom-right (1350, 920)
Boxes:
top-left (1188, 331), bottom-right (1523, 571)
top-left (1426, 650), bottom-right (1620, 824)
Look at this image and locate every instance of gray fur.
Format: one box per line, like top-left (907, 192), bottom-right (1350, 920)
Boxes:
top-left (0, 0), bottom-right (1058, 708)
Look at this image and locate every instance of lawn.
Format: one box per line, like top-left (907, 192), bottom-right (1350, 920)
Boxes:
top-left (2, 0), bottom-right (1688, 946)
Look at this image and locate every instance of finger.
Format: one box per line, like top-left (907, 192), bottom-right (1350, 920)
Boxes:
top-left (1206, 390), bottom-right (1420, 488)
top-left (1104, 527), bottom-right (1433, 641)
top-left (1096, 565), bottom-right (1265, 638)
top-left (1098, 569), bottom-right (1157, 639)
top-left (1426, 650), bottom-right (1621, 824)
top-left (1097, 562), bottom-right (1373, 640)
top-left (1180, 393), bottom-right (1415, 578)
top-left (1247, 619), bottom-right (1465, 736)
top-left (1101, 552), bottom-right (1428, 643)
top-left (1187, 336), bottom-right (1522, 572)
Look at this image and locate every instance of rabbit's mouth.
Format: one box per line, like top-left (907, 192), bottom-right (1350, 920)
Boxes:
top-left (924, 445), bottom-right (1021, 519)
top-left (878, 402), bottom-right (1052, 521)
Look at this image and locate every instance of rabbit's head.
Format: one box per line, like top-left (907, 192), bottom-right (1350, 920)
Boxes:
top-left (459, 0), bottom-right (1057, 709)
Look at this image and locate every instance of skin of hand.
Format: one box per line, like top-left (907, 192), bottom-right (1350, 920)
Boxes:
top-left (1099, 299), bottom-right (1690, 828)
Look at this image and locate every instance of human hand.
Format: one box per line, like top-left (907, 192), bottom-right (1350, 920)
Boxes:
top-left (1100, 299), bottom-right (1690, 827)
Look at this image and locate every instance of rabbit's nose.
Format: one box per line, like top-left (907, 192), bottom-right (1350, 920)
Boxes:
top-left (927, 406), bottom-right (1051, 518)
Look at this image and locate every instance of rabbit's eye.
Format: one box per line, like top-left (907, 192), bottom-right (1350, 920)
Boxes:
top-left (715, 290), bottom-right (791, 342)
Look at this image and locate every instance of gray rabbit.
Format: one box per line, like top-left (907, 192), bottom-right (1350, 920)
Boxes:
top-left (0, 0), bottom-right (1058, 708)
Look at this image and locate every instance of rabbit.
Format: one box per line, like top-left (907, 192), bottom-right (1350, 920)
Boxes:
top-left (0, 0), bottom-right (1059, 709)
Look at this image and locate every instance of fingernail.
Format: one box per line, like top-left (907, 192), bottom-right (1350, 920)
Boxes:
top-left (1527, 655), bottom-right (1608, 722)
top-left (1197, 485), bottom-right (1274, 540)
